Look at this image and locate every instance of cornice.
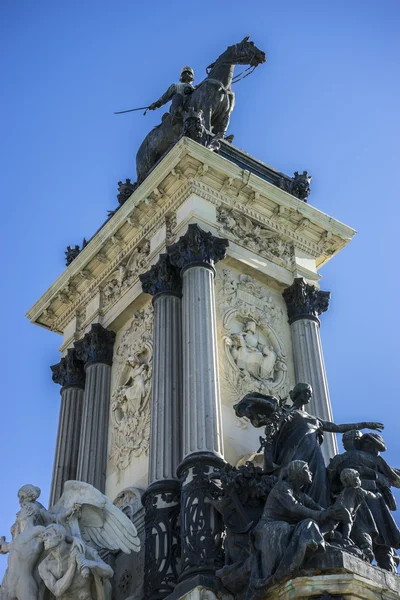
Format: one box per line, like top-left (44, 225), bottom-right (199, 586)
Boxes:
top-left (26, 137), bottom-right (355, 335)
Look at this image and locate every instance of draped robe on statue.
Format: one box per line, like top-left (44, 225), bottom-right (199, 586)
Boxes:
top-left (272, 410), bottom-right (330, 507)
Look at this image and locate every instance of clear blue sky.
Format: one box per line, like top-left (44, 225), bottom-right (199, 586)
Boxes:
top-left (1, 0), bottom-right (399, 578)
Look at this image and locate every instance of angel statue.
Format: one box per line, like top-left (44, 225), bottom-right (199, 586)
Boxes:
top-left (0, 480), bottom-right (140, 600)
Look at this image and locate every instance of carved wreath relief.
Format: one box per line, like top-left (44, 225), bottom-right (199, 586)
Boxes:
top-left (110, 304), bottom-right (153, 477)
top-left (216, 269), bottom-right (289, 412)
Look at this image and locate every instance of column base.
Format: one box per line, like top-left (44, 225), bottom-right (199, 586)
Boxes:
top-left (143, 480), bottom-right (181, 600)
top-left (177, 453), bottom-right (226, 585)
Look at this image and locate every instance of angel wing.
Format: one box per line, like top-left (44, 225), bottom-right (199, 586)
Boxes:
top-left (52, 480), bottom-right (140, 554)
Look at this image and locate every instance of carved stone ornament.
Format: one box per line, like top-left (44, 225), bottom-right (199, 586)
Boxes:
top-left (283, 277), bottom-right (330, 323)
top-left (217, 269), bottom-right (289, 414)
top-left (278, 170), bottom-right (312, 202)
top-left (110, 305), bottom-right (153, 475)
top-left (117, 178), bottom-right (137, 206)
top-left (101, 240), bottom-right (151, 310)
top-left (51, 348), bottom-right (85, 389)
top-left (167, 223), bottom-right (229, 271)
top-left (113, 486), bottom-right (144, 522)
top-left (140, 253), bottom-right (182, 298)
top-left (74, 323), bottom-right (116, 366)
top-left (65, 238), bottom-right (88, 266)
top-left (165, 213), bottom-right (177, 246)
top-left (217, 207), bottom-right (294, 268)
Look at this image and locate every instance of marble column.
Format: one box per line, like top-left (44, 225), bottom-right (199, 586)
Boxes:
top-left (140, 254), bottom-right (183, 600)
top-left (283, 277), bottom-right (338, 460)
top-left (49, 348), bottom-right (85, 506)
top-left (168, 223), bottom-right (229, 584)
top-left (74, 323), bottom-right (116, 492)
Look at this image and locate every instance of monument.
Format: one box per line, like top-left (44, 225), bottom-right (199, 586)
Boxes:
top-left (1, 35), bottom-right (397, 600)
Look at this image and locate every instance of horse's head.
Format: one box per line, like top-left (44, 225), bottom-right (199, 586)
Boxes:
top-left (207, 36), bottom-right (266, 73)
top-left (230, 35), bottom-right (266, 67)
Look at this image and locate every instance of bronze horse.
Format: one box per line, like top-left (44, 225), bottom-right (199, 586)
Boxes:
top-left (136, 36), bottom-right (266, 183)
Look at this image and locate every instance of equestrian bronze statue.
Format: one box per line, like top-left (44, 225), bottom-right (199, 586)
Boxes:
top-left (135, 36), bottom-right (266, 183)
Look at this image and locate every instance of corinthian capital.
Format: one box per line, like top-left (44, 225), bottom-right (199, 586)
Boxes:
top-left (51, 348), bottom-right (85, 389)
top-left (74, 323), bottom-right (116, 366)
top-left (140, 254), bottom-right (182, 298)
top-left (283, 278), bottom-right (330, 323)
top-left (167, 223), bottom-right (228, 271)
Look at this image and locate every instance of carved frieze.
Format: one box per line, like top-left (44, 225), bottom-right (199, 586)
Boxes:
top-left (101, 240), bottom-right (151, 310)
top-left (216, 269), bottom-right (289, 412)
top-left (217, 207), bottom-right (294, 268)
top-left (110, 305), bottom-right (153, 476)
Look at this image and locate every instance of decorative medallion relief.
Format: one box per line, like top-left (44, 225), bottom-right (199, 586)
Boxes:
top-left (102, 240), bottom-right (151, 310)
top-left (110, 304), bottom-right (153, 476)
top-left (216, 207), bottom-right (294, 268)
top-left (216, 269), bottom-right (289, 414)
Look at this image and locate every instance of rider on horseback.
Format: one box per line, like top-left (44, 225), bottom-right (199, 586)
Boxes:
top-left (148, 66), bottom-right (195, 123)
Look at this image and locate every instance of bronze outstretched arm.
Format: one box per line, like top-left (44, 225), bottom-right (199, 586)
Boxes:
top-left (148, 84), bottom-right (176, 110)
top-left (321, 420), bottom-right (384, 434)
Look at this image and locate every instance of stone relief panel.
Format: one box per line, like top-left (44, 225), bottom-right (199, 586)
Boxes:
top-left (109, 304), bottom-right (153, 479)
top-left (216, 268), bottom-right (290, 419)
top-left (102, 240), bottom-right (151, 310)
top-left (216, 206), bottom-right (294, 268)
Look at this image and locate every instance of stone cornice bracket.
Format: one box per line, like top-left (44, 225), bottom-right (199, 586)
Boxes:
top-left (167, 223), bottom-right (229, 275)
top-left (283, 277), bottom-right (330, 325)
top-left (51, 348), bottom-right (85, 389)
top-left (74, 323), bottom-right (116, 367)
top-left (139, 253), bottom-right (182, 300)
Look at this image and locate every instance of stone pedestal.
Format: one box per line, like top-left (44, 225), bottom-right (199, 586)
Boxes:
top-left (168, 224), bottom-right (228, 586)
top-left (283, 278), bottom-right (337, 460)
top-left (140, 254), bottom-right (183, 600)
top-left (264, 549), bottom-right (400, 600)
top-left (49, 348), bottom-right (85, 505)
top-left (74, 323), bottom-right (116, 492)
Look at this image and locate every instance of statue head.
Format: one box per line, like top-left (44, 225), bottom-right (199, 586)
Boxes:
top-left (342, 430), bottom-right (362, 451)
top-left (180, 66), bottom-right (194, 83)
top-left (244, 320), bottom-right (257, 334)
top-left (284, 460), bottom-right (312, 486)
top-left (290, 383), bottom-right (313, 408)
top-left (18, 484), bottom-right (41, 505)
top-left (340, 468), bottom-right (361, 488)
top-left (41, 523), bottom-right (68, 551)
top-left (359, 433), bottom-right (386, 455)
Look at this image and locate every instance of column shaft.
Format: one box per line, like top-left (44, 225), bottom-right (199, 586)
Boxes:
top-left (182, 266), bottom-right (223, 457)
top-left (50, 386), bottom-right (83, 505)
top-left (167, 223), bottom-right (229, 586)
top-left (140, 254), bottom-right (183, 600)
top-left (291, 318), bottom-right (338, 459)
top-left (76, 363), bottom-right (111, 491)
top-left (149, 294), bottom-right (182, 483)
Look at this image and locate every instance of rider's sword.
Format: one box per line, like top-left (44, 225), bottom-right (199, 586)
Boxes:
top-left (114, 106), bottom-right (149, 115)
